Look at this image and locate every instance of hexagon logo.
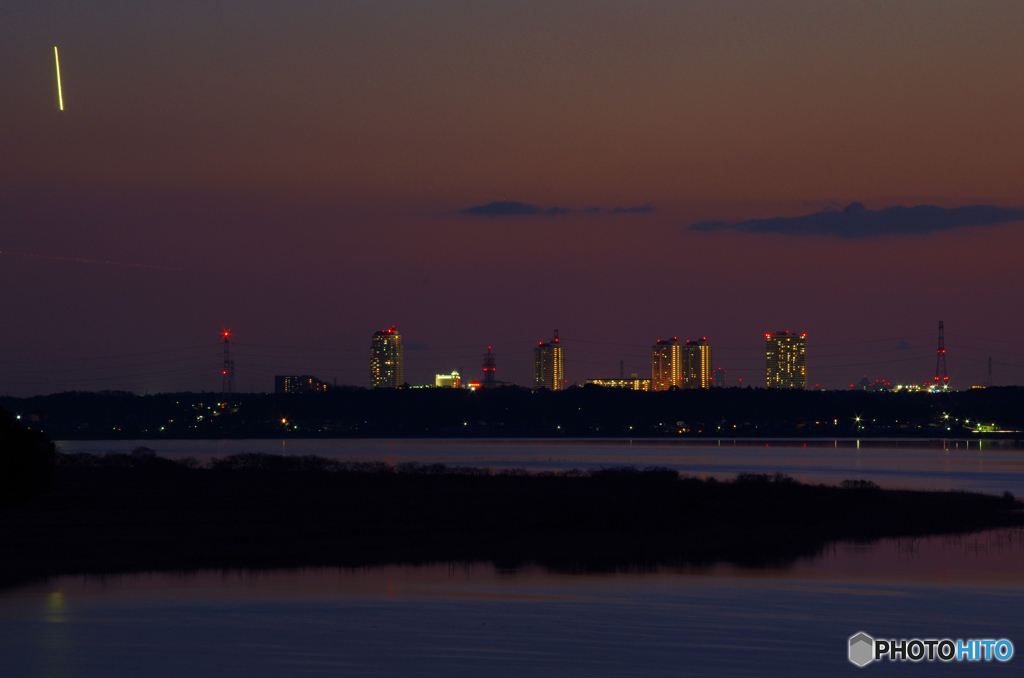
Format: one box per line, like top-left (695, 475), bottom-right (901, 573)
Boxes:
top-left (849, 632), bottom-right (874, 667)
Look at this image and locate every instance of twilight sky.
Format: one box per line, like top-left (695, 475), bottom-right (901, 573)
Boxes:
top-left (2, 0), bottom-right (1023, 395)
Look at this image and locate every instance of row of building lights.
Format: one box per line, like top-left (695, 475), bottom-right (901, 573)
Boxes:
top-left (361, 328), bottom-right (810, 392)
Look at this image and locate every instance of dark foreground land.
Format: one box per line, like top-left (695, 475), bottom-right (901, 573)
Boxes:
top-left (1, 451), bottom-right (1020, 588)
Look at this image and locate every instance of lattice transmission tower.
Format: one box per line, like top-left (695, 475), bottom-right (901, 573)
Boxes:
top-left (482, 346), bottom-right (496, 387)
top-left (933, 321), bottom-right (948, 389)
top-left (222, 330), bottom-right (232, 394)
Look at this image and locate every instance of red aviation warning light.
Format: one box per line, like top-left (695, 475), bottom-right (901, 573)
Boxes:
top-left (483, 346), bottom-right (497, 387)
top-left (934, 321), bottom-right (948, 388)
top-left (221, 328), bottom-right (232, 394)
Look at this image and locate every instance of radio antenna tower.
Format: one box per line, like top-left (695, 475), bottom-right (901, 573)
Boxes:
top-left (221, 330), bottom-right (232, 394)
top-left (933, 321), bottom-right (948, 389)
top-left (482, 346), bottom-right (496, 387)
top-left (987, 357), bottom-right (992, 388)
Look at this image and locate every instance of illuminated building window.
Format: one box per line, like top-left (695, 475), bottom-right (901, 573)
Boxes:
top-left (371, 326), bottom-right (404, 388)
top-left (651, 337), bottom-right (681, 391)
top-left (435, 371), bottom-right (462, 388)
top-left (274, 375), bottom-right (329, 394)
top-left (765, 331), bottom-right (807, 389)
top-left (534, 331), bottom-right (564, 390)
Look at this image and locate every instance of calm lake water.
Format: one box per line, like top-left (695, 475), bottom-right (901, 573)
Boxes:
top-left (1, 529), bottom-right (1022, 677)
top-left (57, 437), bottom-right (1024, 495)
top-left (7, 439), bottom-right (1019, 676)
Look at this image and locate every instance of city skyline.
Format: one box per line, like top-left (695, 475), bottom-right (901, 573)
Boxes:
top-left (0, 319), bottom-right (1007, 396)
top-left (2, 2), bottom-right (1023, 395)
top-left (178, 322), bottom-right (996, 394)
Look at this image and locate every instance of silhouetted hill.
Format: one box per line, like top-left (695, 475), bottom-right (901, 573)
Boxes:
top-left (0, 407), bottom-right (56, 506)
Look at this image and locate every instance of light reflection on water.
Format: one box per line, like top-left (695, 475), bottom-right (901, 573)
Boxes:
top-left (2, 529), bottom-right (1023, 677)
top-left (56, 438), bottom-right (1024, 495)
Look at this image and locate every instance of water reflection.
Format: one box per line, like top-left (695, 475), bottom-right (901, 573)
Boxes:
top-left (2, 530), bottom-right (1022, 678)
top-left (3, 528), bottom-right (1022, 607)
top-left (56, 438), bottom-right (1024, 495)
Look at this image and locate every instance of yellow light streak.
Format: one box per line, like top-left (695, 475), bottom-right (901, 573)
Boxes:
top-left (54, 46), bottom-right (63, 111)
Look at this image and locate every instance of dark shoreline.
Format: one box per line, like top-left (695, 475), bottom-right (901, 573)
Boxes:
top-left (1, 452), bottom-right (1020, 589)
top-left (6, 387), bottom-right (1024, 440)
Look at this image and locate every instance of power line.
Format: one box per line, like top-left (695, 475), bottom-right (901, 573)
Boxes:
top-left (945, 343), bottom-right (1024, 358)
top-left (946, 333), bottom-right (1022, 346)
top-left (0, 354), bottom-right (221, 375)
top-left (232, 339), bottom-right (536, 353)
top-left (559, 334), bottom-right (933, 350)
top-left (0, 364), bottom-right (219, 386)
top-left (0, 343), bottom-right (219, 365)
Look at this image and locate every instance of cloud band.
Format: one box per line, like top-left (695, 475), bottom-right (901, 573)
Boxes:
top-left (689, 202), bottom-right (1024, 238)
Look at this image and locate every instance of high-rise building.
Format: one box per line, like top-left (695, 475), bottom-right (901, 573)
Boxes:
top-left (682, 338), bottom-right (712, 389)
top-left (435, 371), bottom-right (462, 388)
top-left (371, 326), bottom-right (404, 388)
top-left (766, 331), bottom-right (807, 389)
top-left (651, 337), bottom-right (681, 391)
top-left (275, 375), bottom-right (329, 394)
top-left (533, 330), bottom-right (564, 390)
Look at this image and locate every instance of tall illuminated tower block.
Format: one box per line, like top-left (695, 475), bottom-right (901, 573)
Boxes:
top-left (651, 337), bottom-right (681, 391)
top-left (533, 330), bottom-right (564, 390)
top-left (766, 331), bottom-right (807, 389)
top-left (682, 338), bottom-right (712, 389)
top-left (371, 326), bottom-right (404, 388)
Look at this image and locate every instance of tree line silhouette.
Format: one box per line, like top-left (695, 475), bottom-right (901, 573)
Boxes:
top-left (0, 444), bottom-right (1019, 587)
top-left (3, 386), bottom-right (1024, 439)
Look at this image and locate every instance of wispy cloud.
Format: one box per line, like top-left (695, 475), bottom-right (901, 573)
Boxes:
top-left (461, 201), bottom-right (654, 217)
top-left (688, 202), bottom-right (1024, 238)
top-left (611, 203), bottom-right (655, 214)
